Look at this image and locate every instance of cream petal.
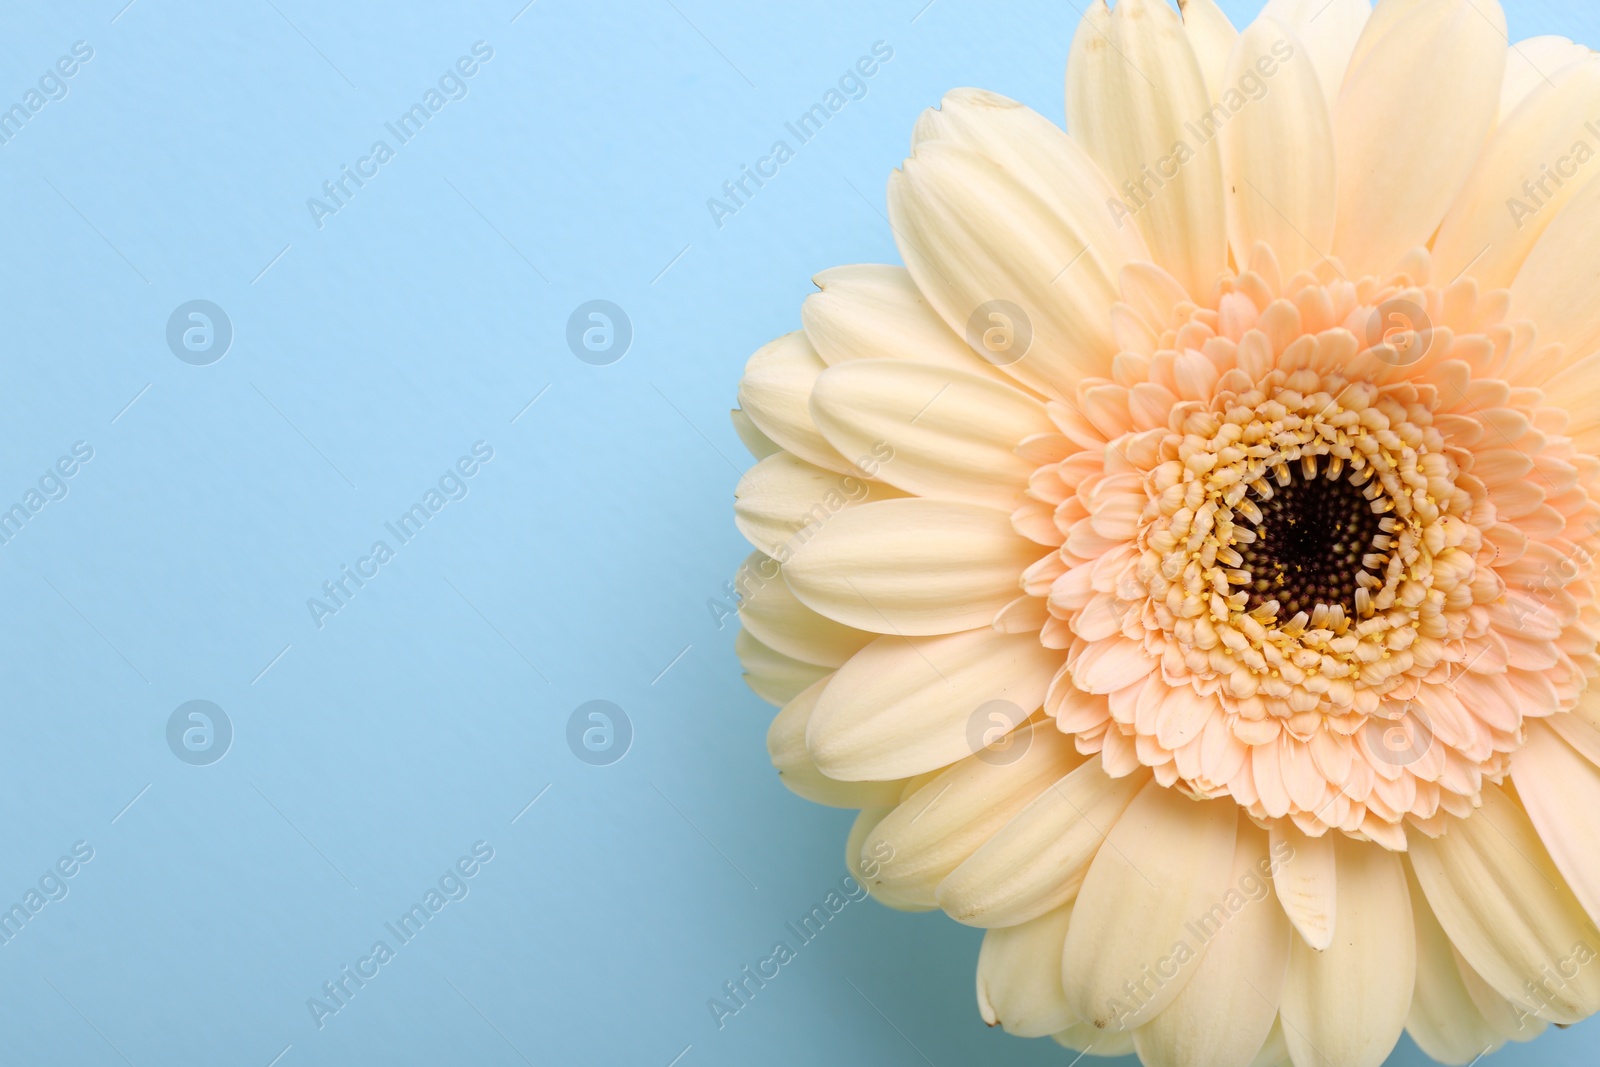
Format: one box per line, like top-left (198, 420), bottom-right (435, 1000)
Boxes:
top-left (1221, 18), bottom-right (1337, 277)
top-left (737, 552), bottom-right (875, 668)
top-left (1511, 721), bottom-right (1600, 929)
top-left (1511, 172), bottom-right (1600, 372)
top-left (890, 90), bottom-right (1146, 400)
top-left (1404, 861), bottom-right (1507, 1065)
top-left (810, 359), bottom-right (1052, 509)
top-left (1268, 821), bottom-right (1337, 951)
top-left (767, 675), bottom-right (907, 808)
top-left (1060, 782), bottom-right (1239, 1030)
top-left (1279, 836), bottom-right (1413, 1067)
top-left (730, 407), bottom-right (780, 460)
top-left (848, 806), bottom-right (931, 911)
top-left (1501, 36), bottom-right (1594, 119)
top-left (1181, 0), bottom-right (1239, 102)
top-left (807, 628), bottom-right (1059, 781)
top-left (1132, 820), bottom-right (1291, 1067)
top-left (1434, 58), bottom-right (1600, 291)
top-left (1542, 351), bottom-right (1600, 450)
top-left (1261, 0), bottom-right (1372, 106)
top-left (1248, 1018), bottom-right (1290, 1067)
top-left (802, 264), bottom-right (1016, 387)
top-left (1052, 1021), bottom-right (1136, 1056)
top-left (1409, 782), bottom-right (1600, 1023)
top-left (1067, 0), bottom-right (1227, 299)
top-left (938, 761), bottom-right (1150, 928)
top-left (737, 332), bottom-right (855, 473)
top-left (977, 903), bottom-right (1079, 1038)
top-left (734, 452), bottom-right (907, 561)
top-left (862, 725), bottom-right (1084, 906)
top-left (783, 499), bottom-right (1040, 636)
top-left (736, 628), bottom-right (829, 706)
top-left (1331, 0), bottom-right (1507, 278)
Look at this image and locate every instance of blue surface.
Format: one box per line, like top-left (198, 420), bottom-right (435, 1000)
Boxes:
top-left (0, 1), bottom-right (1595, 1064)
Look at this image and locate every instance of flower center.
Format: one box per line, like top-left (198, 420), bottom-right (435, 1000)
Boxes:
top-left (1239, 457), bottom-right (1387, 620)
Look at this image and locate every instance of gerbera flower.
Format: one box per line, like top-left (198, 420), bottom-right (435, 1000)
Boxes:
top-left (730, 0), bottom-right (1600, 1063)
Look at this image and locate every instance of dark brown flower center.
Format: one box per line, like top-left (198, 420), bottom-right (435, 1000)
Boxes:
top-left (1239, 458), bottom-right (1386, 619)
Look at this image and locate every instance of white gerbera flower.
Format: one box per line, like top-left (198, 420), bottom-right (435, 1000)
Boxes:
top-left (730, 1), bottom-right (1600, 1064)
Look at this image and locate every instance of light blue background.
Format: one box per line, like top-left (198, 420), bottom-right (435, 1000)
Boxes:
top-left (0, 1), bottom-right (1591, 1064)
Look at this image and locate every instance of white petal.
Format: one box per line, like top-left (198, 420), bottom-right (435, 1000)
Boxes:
top-left (810, 359), bottom-right (1052, 509)
top-left (1404, 862), bottom-right (1507, 1065)
top-left (1053, 1021), bottom-right (1136, 1056)
top-left (862, 725), bottom-right (1084, 906)
top-left (977, 903), bottom-right (1078, 1037)
top-left (767, 675), bottom-right (907, 808)
top-left (734, 452), bottom-right (906, 561)
top-left (802, 263), bottom-right (1023, 387)
top-left (737, 332), bottom-right (855, 473)
top-left (1511, 170), bottom-right (1600, 371)
top-left (1261, 0), bottom-right (1372, 106)
top-left (1182, 0), bottom-right (1239, 102)
top-left (848, 807), bottom-right (931, 911)
top-left (736, 628), bottom-right (829, 706)
top-left (1068, 0), bottom-right (1227, 299)
top-left (783, 498), bottom-right (1040, 636)
top-left (1060, 782), bottom-right (1239, 1030)
top-left (1268, 822), bottom-right (1337, 951)
top-left (1332, 0), bottom-right (1507, 278)
top-left (1501, 36), bottom-right (1593, 119)
top-left (730, 407), bottom-right (780, 460)
top-left (891, 89), bottom-right (1146, 399)
top-left (938, 761), bottom-right (1150, 928)
top-left (1511, 721), bottom-right (1600, 929)
top-left (1221, 18), bottom-right (1337, 276)
top-left (807, 628), bottom-right (1059, 781)
top-left (1133, 820), bottom-right (1291, 1067)
top-left (1279, 835), bottom-right (1413, 1067)
top-left (737, 552), bottom-right (875, 668)
top-left (1434, 57), bottom-right (1600, 290)
top-left (1409, 782), bottom-right (1600, 1023)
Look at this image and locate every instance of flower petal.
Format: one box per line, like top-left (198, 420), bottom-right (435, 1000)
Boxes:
top-left (737, 552), bottom-right (875, 668)
top-left (890, 90), bottom-right (1145, 399)
top-left (1279, 835), bottom-right (1413, 1067)
top-left (734, 452), bottom-right (906, 560)
top-left (861, 725), bottom-right (1084, 906)
top-left (1132, 820), bottom-right (1291, 1067)
top-left (767, 675), bottom-right (907, 808)
top-left (938, 760), bottom-right (1150, 928)
top-left (810, 359), bottom-right (1052, 509)
top-left (1261, 0), bottom-right (1372, 106)
top-left (737, 332), bottom-right (855, 473)
top-left (1068, 0), bottom-right (1227, 299)
top-left (783, 498), bottom-right (1039, 636)
top-left (730, 407), bottom-right (780, 460)
top-left (1434, 57), bottom-right (1600, 291)
top-left (1221, 18), bottom-right (1337, 277)
top-left (1511, 721), bottom-right (1600, 930)
top-left (1060, 782), bottom-right (1239, 1030)
top-left (807, 628), bottom-right (1059, 781)
top-left (1511, 170), bottom-right (1600, 374)
top-left (736, 628), bottom-right (829, 706)
top-left (1409, 782), bottom-right (1600, 1023)
top-left (848, 807), bottom-right (932, 911)
top-left (1331, 0), bottom-right (1507, 278)
top-left (1268, 821), bottom-right (1337, 951)
top-left (802, 263), bottom-right (1024, 386)
top-left (1500, 36), bottom-right (1593, 119)
top-left (1181, 0), bottom-right (1238, 102)
top-left (1404, 862), bottom-right (1508, 1064)
top-left (977, 903), bottom-right (1079, 1038)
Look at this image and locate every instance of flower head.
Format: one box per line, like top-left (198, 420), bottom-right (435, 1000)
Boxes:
top-left (731, 0), bottom-right (1600, 1063)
